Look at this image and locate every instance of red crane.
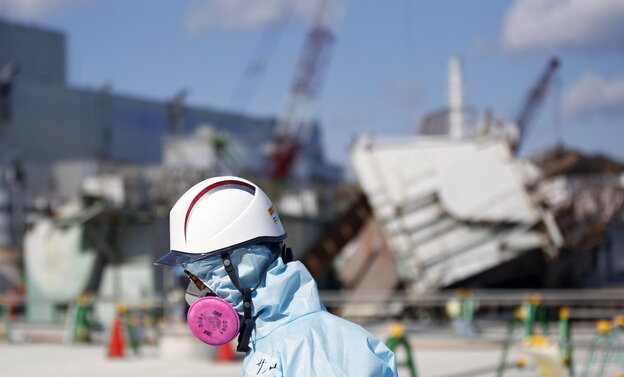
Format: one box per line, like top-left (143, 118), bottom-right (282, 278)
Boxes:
top-left (268, 0), bottom-right (336, 179)
top-left (513, 57), bottom-right (560, 153)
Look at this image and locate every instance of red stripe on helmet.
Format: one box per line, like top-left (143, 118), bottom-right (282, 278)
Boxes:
top-left (184, 180), bottom-right (256, 242)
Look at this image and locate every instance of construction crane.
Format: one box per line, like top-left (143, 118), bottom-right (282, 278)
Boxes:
top-left (513, 57), bottom-right (560, 153)
top-left (268, 0), bottom-right (336, 180)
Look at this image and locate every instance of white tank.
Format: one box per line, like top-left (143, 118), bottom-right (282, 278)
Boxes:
top-left (448, 56), bottom-right (465, 139)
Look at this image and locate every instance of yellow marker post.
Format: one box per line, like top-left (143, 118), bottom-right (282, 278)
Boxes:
top-left (386, 323), bottom-right (417, 377)
top-left (558, 307), bottom-right (574, 376)
top-left (582, 319), bottom-right (624, 377)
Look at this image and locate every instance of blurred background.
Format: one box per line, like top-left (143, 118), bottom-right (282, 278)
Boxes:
top-left (0, 0), bottom-right (623, 376)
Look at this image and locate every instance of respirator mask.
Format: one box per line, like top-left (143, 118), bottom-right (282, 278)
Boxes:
top-left (184, 270), bottom-right (240, 346)
top-left (182, 244), bottom-right (292, 351)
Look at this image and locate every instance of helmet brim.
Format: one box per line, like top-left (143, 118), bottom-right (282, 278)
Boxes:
top-left (154, 233), bottom-right (288, 266)
top-left (153, 250), bottom-right (216, 266)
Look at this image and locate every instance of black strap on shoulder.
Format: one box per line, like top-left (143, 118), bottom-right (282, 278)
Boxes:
top-left (237, 288), bottom-right (253, 352)
top-left (280, 244), bottom-right (294, 263)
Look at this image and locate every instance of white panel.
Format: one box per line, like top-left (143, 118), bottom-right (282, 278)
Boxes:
top-left (434, 142), bottom-right (538, 223)
top-left (24, 215), bottom-right (96, 302)
top-left (351, 134), bottom-right (548, 292)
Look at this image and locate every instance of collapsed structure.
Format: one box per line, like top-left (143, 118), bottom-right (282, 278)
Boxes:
top-left (297, 57), bottom-right (624, 303)
top-left (345, 57), bottom-right (624, 294)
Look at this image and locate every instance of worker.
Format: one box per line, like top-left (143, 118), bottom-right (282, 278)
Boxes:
top-left (155, 176), bottom-right (397, 376)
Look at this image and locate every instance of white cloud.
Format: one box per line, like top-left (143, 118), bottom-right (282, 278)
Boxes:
top-left (503, 0), bottom-right (624, 52)
top-left (563, 73), bottom-right (624, 120)
top-left (0, 0), bottom-right (79, 18)
top-left (184, 0), bottom-right (328, 34)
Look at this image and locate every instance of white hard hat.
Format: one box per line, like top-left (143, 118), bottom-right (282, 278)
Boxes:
top-left (155, 176), bottom-right (287, 266)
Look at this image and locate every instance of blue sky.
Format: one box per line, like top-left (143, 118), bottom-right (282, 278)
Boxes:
top-left (1, 0), bottom-right (623, 167)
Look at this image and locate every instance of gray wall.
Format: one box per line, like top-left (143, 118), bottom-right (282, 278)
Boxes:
top-left (0, 19), bottom-right (65, 85)
top-left (8, 80), bottom-right (279, 194)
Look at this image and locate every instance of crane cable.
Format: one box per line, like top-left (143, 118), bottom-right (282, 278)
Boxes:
top-left (226, 0), bottom-right (295, 111)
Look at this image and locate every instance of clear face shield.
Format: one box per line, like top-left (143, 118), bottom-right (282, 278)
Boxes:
top-left (184, 269), bottom-right (217, 306)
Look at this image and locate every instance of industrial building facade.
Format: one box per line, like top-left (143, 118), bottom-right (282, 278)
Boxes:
top-left (0, 18), bottom-right (340, 198)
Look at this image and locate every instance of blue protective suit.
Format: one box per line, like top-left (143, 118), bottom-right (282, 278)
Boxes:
top-left (184, 246), bottom-right (398, 377)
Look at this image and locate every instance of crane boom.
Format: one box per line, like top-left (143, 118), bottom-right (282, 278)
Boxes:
top-left (514, 57), bottom-right (560, 152)
top-left (269, 0), bottom-right (336, 179)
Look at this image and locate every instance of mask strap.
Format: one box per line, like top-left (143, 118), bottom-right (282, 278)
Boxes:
top-left (220, 247), bottom-right (284, 353)
top-left (221, 253), bottom-right (253, 352)
top-left (221, 254), bottom-right (241, 289)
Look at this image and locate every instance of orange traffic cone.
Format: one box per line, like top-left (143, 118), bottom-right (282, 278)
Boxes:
top-left (216, 342), bottom-right (235, 362)
top-left (108, 315), bottom-right (125, 358)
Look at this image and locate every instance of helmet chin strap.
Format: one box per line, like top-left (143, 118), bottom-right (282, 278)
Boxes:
top-left (220, 249), bottom-right (282, 353)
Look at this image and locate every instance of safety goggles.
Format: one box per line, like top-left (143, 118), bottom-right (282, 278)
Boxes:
top-left (184, 270), bottom-right (218, 306)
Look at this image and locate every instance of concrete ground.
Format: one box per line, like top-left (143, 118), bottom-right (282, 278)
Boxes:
top-left (0, 323), bottom-right (621, 377)
top-left (0, 342), bottom-right (583, 377)
top-left (0, 343), bottom-right (242, 377)
top-left (0, 342), bottom-right (517, 377)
